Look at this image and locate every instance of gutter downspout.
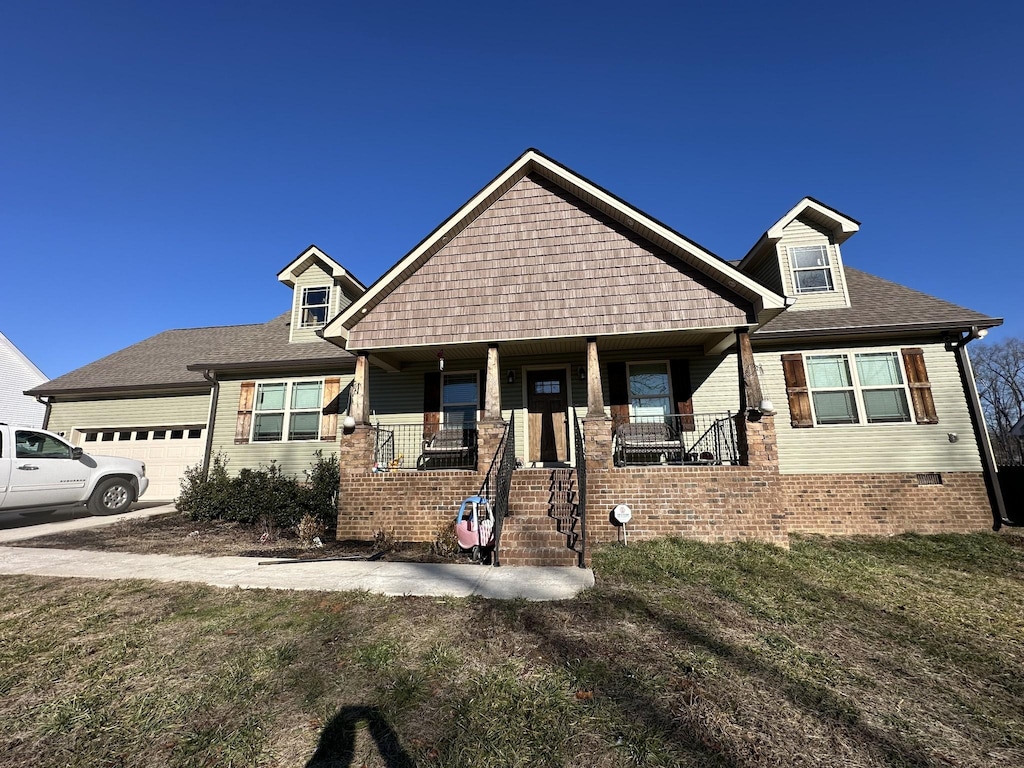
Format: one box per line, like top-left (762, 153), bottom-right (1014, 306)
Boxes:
top-left (35, 396), bottom-right (52, 430)
top-left (949, 329), bottom-right (1007, 530)
top-left (200, 370), bottom-right (220, 479)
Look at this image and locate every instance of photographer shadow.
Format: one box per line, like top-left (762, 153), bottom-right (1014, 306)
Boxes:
top-left (305, 705), bottom-right (416, 768)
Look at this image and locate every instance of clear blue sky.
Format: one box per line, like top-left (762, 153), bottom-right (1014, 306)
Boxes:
top-left (2, 1), bottom-right (1021, 379)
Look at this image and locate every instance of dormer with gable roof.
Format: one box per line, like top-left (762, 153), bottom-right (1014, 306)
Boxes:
top-left (277, 245), bottom-right (367, 344)
top-left (739, 198), bottom-right (860, 312)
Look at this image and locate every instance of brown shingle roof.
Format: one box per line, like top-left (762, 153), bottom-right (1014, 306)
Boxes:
top-left (754, 267), bottom-right (1001, 339)
top-left (28, 314), bottom-right (354, 396)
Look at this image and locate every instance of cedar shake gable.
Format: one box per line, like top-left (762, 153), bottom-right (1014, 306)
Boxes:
top-left (347, 174), bottom-right (753, 350)
top-left (325, 149), bottom-right (786, 352)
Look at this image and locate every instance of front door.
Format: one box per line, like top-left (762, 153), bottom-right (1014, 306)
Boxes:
top-left (527, 370), bottom-right (568, 463)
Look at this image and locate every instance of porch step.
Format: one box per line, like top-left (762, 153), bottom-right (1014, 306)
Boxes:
top-left (496, 468), bottom-right (582, 567)
top-left (498, 546), bottom-right (580, 568)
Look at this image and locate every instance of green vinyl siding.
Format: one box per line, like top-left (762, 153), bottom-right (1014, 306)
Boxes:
top-left (48, 393), bottom-right (211, 436)
top-left (289, 262), bottom-right (354, 344)
top-left (210, 374), bottom-right (352, 478)
top-left (758, 341), bottom-right (983, 474)
top-left (777, 217), bottom-right (851, 312)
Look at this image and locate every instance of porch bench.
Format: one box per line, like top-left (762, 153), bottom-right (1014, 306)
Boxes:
top-left (613, 422), bottom-right (684, 466)
top-left (417, 428), bottom-right (477, 470)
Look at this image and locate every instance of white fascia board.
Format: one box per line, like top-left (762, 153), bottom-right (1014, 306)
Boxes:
top-left (277, 246), bottom-right (361, 289)
top-left (739, 198), bottom-right (859, 271)
top-left (0, 331), bottom-right (47, 381)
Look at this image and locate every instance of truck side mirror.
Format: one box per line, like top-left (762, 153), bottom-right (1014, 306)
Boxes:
top-left (72, 447), bottom-right (84, 460)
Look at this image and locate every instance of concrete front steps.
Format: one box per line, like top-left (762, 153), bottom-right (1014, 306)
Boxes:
top-left (498, 468), bottom-right (582, 567)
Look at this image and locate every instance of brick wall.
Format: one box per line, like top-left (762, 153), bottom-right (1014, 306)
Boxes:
top-left (781, 471), bottom-right (992, 535)
top-left (585, 465), bottom-right (789, 547)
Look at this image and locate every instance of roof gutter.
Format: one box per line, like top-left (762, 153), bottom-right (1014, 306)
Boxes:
top-left (199, 369), bottom-right (220, 479)
top-left (946, 326), bottom-right (1008, 530)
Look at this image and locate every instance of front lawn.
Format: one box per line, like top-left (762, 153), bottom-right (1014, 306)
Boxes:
top-left (1, 532), bottom-right (1022, 767)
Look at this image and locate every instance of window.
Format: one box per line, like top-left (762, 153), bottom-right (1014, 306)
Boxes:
top-left (300, 286), bottom-right (330, 328)
top-left (253, 380), bottom-right (324, 441)
top-left (442, 373), bottom-right (478, 426)
top-left (806, 351), bottom-right (911, 425)
top-left (85, 432), bottom-right (98, 442)
top-left (628, 362), bottom-right (671, 417)
top-left (790, 245), bottom-right (834, 293)
top-left (15, 430), bottom-right (71, 459)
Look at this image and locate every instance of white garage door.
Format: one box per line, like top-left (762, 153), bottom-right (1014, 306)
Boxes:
top-left (78, 426), bottom-right (206, 501)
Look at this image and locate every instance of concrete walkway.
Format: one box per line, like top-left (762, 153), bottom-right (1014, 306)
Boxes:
top-left (0, 505), bottom-right (595, 601)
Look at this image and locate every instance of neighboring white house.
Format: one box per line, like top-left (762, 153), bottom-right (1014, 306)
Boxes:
top-left (0, 330), bottom-right (48, 427)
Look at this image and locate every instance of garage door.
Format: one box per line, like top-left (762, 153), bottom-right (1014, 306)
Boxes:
top-left (78, 426), bottom-right (206, 501)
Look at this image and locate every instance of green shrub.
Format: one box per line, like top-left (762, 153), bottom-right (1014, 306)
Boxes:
top-left (176, 452), bottom-right (340, 530)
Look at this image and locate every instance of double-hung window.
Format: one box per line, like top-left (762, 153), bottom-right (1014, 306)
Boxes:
top-left (300, 287), bottom-right (330, 328)
top-left (442, 373), bottom-right (478, 426)
top-left (253, 380), bottom-right (324, 441)
top-left (628, 362), bottom-right (671, 418)
top-left (806, 351), bottom-right (911, 425)
top-left (790, 245), bottom-right (834, 293)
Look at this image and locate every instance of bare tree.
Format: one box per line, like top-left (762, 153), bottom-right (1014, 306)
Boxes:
top-left (972, 337), bottom-right (1024, 465)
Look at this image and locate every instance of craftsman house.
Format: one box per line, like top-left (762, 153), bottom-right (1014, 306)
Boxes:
top-left (29, 149), bottom-right (1003, 564)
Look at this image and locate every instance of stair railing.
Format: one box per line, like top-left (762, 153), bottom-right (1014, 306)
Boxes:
top-left (479, 413), bottom-right (515, 567)
top-left (573, 409), bottom-right (587, 568)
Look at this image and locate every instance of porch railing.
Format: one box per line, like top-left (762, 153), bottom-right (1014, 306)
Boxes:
top-left (572, 410), bottom-right (587, 568)
top-left (479, 414), bottom-right (515, 567)
top-left (613, 412), bottom-right (738, 467)
top-left (373, 421), bottom-right (478, 471)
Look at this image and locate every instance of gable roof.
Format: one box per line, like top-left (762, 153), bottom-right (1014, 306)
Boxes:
top-left (323, 149), bottom-right (786, 344)
top-left (739, 197), bottom-right (861, 270)
top-left (28, 314), bottom-right (355, 397)
top-left (277, 244), bottom-right (366, 294)
top-left (1, 330), bottom-right (46, 382)
top-left (753, 267), bottom-right (1002, 340)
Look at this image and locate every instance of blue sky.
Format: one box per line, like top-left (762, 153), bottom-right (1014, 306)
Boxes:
top-left (2, 1), bottom-right (1021, 379)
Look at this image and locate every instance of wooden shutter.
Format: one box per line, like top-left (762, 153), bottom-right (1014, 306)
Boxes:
top-left (478, 368), bottom-right (486, 413)
top-left (781, 354), bottom-right (813, 428)
top-left (901, 348), bottom-right (939, 424)
top-left (235, 381), bottom-right (255, 444)
top-left (608, 361), bottom-right (630, 430)
top-left (320, 377), bottom-right (341, 441)
top-left (424, 372), bottom-right (441, 439)
top-left (670, 358), bottom-right (695, 432)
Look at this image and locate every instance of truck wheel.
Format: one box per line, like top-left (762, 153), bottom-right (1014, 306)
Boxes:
top-left (89, 478), bottom-right (134, 516)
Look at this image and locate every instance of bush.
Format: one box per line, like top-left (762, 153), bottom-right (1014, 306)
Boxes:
top-left (177, 452), bottom-right (340, 530)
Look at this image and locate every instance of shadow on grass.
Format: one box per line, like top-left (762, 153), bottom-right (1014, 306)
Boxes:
top-left (512, 586), bottom-right (957, 768)
top-left (306, 706), bottom-right (416, 768)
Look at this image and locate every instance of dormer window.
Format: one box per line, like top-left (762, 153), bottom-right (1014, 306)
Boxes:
top-left (300, 286), bottom-right (330, 328)
top-left (790, 245), bottom-right (834, 293)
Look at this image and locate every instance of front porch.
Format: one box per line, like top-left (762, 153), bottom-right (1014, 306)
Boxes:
top-left (335, 329), bottom-right (788, 565)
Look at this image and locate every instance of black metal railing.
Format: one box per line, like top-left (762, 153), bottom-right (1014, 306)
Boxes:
top-left (612, 412), bottom-right (737, 467)
top-left (479, 414), bottom-right (515, 567)
top-left (373, 422), bottom-right (478, 471)
top-left (572, 410), bottom-right (587, 568)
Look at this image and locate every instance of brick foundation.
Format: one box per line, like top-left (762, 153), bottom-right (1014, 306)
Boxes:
top-left (781, 471), bottom-right (992, 536)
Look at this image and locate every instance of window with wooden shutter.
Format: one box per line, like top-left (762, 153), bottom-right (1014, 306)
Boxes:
top-left (235, 381), bottom-right (255, 444)
top-left (781, 354), bottom-right (814, 428)
top-left (901, 348), bottom-right (939, 424)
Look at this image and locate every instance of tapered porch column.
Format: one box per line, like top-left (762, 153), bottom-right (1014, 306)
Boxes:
top-left (736, 328), bottom-right (762, 413)
top-left (735, 328), bottom-right (778, 469)
top-left (350, 352), bottom-right (370, 424)
top-left (586, 337), bottom-right (604, 417)
top-left (484, 343), bottom-right (501, 420)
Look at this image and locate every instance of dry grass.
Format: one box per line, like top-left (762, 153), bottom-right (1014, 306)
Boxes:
top-left (1, 530), bottom-right (1023, 766)
top-left (16, 511), bottom-right (457, 563)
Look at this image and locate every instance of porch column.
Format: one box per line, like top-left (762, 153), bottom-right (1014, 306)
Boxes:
top-left (736, 328), bottom-right (762, 414)
top-left (586, 337), bottom-right (604, 417)
top-left (484, 343), bottom-right (501, 420)
top-left (351, 352), bottom-right (370, 424)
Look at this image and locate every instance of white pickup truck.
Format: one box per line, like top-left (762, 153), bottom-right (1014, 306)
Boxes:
top-left (0, 423), bottom-right (149, 515)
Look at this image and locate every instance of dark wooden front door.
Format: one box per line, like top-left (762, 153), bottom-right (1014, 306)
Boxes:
top-left (527, 370), bottom-right (568, 463)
